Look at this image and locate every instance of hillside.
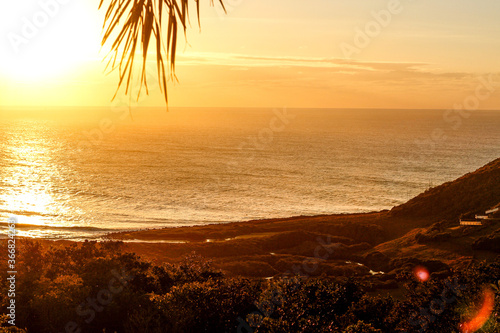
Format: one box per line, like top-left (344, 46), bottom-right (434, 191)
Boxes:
top-left (390, 157), bottom-right (500, 221)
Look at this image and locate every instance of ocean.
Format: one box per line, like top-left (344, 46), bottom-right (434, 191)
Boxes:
top-left (0, 107), bottom-right (498, 239)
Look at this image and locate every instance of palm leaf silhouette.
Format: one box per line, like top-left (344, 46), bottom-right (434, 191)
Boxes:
top-left (99, 0), bottom-right (226, 104)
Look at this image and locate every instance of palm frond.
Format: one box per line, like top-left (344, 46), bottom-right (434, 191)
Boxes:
top-left (99, 0), bottom-right (226, 103)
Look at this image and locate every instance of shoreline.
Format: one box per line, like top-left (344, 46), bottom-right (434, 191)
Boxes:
top-left (1, 209), bottom-right (392, 242)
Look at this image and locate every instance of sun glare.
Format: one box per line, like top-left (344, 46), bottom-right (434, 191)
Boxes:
top-left (0, 1), bottom-right (102, 82)
top-left (0, 119), bottom-right (76, 239)
top-left (0, 128), bottom-right (55, 229)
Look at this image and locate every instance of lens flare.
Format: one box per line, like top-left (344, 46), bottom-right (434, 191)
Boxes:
top-left (414, 266), bottom-right (430, 282)
top-left (460, 288), bottom-right (495, 333)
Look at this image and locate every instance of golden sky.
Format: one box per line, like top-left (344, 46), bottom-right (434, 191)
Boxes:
top-left (1, 0), bottom-right (500, 109)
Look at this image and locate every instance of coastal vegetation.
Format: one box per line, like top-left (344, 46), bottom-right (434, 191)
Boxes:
top-left (0, 239), bottom-right (498, 333)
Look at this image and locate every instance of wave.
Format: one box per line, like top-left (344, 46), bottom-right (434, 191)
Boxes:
top-left (0, 209), bottom-right (58, 218)
top-left (0, 221), bottom-right (114, 232)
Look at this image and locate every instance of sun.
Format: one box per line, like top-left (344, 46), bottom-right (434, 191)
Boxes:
top-left (0, 0), bottom-right (103, 82)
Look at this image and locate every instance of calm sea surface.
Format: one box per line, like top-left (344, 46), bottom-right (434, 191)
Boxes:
top-left (0, 108), bottom-right (498, 239)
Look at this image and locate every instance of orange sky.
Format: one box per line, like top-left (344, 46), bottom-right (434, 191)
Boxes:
top-left (1, 0), bottom-right (500, 109)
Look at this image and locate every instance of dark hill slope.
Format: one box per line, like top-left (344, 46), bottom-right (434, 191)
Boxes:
top-left (390, 158), bottom-right (500, 221)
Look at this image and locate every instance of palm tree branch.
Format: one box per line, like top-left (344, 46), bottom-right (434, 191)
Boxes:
top-left (100, 0), bottom-right (226, 104)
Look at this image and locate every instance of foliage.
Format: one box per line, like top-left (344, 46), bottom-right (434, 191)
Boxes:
top-left (0, 240), bottom-right (499, 332)
top-left (344, 321), bottom-right (382, 333)
top-left (151, 278), bottom-right (259, 332)
top-left (99, 0), bottom-right (226, 103)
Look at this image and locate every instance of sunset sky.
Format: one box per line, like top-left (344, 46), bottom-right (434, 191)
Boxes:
top-left (1, 0), bottom-right (500, 109)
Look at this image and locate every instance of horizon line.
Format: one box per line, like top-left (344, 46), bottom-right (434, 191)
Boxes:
top-left (2, 106), bottom-right (500, 112)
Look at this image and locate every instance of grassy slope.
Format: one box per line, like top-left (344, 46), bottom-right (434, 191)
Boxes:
top-left (390, 157), bottom-right (500, 221)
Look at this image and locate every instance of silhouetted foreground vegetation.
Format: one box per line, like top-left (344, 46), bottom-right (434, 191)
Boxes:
top-left (0, 240), bottom-right (499, 333)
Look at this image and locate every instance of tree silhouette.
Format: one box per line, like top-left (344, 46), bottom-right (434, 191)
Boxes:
top-left (99, 0), bottom-right (226, 103)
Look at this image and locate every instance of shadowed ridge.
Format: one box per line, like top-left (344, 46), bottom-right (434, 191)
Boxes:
top-left (390, 157), bottom-right (500, 221)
